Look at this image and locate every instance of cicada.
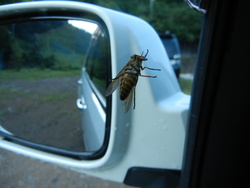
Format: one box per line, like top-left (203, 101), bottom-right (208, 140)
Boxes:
top-left (105, 50), bottom-right (161, 113)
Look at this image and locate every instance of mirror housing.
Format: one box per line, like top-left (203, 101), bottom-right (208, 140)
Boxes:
top-left (0, 1), bottom-right (190, 185)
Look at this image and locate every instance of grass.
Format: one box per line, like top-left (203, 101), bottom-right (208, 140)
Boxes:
top-left (179, 77), bottom-right (193, 95)
top-left (0, 88), bottom-right (30, 100)
top-left (40, 92), bottom-right (74, 103)
top-left (181, 56), bottom-right (196, 74)
top-left (0, 68), bottom-right (81, 81)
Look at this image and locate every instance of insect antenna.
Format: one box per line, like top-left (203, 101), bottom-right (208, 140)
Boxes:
top-left (140, 49), bottom-right (149, 57)
top-left (144, 49), bottom-right (149, 57)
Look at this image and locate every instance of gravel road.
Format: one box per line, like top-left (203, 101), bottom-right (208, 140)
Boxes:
top-left (0, 148), bottom-right (133, 188)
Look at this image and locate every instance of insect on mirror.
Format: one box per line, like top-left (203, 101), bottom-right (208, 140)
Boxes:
top-left (0, 18), bottom-right (111, 158)
top-left (105, 49), bottom-right (161, 113)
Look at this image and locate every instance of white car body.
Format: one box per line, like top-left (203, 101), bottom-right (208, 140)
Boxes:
top-left (0, 1), bottom-right (190, 183)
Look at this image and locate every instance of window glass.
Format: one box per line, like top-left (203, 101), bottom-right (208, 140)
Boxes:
top-left (85, 27), bottom-right (109, 97)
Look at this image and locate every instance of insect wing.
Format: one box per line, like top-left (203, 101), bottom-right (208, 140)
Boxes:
top-left (105, 63), bottom-right (128, 97)
top-left (122, 86), bottom-right (135, 113)
top-left (105, 77), bottom-right (121, 97)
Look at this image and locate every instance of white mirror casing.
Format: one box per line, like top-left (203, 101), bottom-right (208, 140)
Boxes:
top-left (0, 1), bottom-right (190, 184)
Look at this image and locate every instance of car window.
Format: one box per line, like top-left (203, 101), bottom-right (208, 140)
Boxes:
top-left (85, 27), bottom-right (110, 97)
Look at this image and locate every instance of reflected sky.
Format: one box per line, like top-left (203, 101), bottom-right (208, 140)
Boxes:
top-left (68, 20), bottom-right (98, 34)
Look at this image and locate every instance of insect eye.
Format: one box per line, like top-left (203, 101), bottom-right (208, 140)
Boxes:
top-left (130, 55), bottom-right (136, 59)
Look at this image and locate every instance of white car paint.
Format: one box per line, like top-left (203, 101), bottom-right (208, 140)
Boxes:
top-left (0, 1), bottom-right (190, 183)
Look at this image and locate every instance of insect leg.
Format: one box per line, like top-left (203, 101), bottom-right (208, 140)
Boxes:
top-left (140, 74), bottom-right (157, 78)
top-left (133, 87), bottom-right (136, 109)
top-left (141, 66), bottom-right (161, 71)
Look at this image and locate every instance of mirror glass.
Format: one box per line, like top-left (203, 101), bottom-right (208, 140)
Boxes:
top-left (0, 19), bottom-right (109, 153)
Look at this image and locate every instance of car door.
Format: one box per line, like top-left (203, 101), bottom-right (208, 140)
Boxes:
top-left (179, 0), bottom-right (250, 188)
top-left (0, 1), bottom-right (190, 187)
top-left (77, 25), bottom-right (110, 152)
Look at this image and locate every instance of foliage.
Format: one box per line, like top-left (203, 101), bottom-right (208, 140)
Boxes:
top-left (83, 0), bottom-right (203, 44)
top-left (0, 0), bottom-right (29, 5)
top-left (0, 20), bottom-right (90, 70)
top-left (150, 0), bottom-right (203, 43)
top-left (0, 0), bottom-right (202, 71)
top-left (0, 0), bottom-right (202, 44)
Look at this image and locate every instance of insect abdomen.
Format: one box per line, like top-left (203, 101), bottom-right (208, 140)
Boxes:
top-left (120, 74), bottom-right (138, 100)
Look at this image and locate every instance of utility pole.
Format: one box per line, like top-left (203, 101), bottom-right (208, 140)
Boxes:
top-left (150, 0), bottom-right (155, 21)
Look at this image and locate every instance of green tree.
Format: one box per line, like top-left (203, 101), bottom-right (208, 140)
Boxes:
top-left (0, 0), bottom-right (203, 46)
top-left (84, 0), bottom-right (203, 44)
top-left (150, 0), bottom-right (202, 43)
top-left (0, 0), bottom-right (29, 5)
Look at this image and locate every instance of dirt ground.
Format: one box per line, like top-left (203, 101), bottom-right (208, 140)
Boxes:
top-left (0, 76), bottom-right (84, 151)
top-left (0, 148), bottom-right (133, 188)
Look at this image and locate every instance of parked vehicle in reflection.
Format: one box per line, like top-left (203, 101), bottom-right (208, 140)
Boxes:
top-left (160, 31), bottom-right (182, 78)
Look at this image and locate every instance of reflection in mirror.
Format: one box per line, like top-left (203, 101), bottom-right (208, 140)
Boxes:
top-left (0, 19), bottom-right (108, 154)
